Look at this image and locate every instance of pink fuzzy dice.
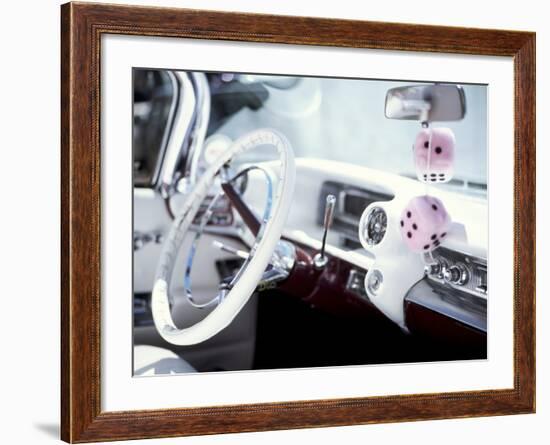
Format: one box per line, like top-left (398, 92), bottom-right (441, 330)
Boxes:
top-left (414, 127), bottom-right (455, 183)
top-left (399, 195), bottom-right (451, 253)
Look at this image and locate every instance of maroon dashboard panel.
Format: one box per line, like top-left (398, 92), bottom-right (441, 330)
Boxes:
top-left (278, 242), bottom-right (388, 322)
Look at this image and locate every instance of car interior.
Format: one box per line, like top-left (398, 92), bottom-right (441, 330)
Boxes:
top-left (132, 69), bottom-right (488, 376)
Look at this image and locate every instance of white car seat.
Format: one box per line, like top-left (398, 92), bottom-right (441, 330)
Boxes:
top-left (134, 345), bottom-right (196, 376)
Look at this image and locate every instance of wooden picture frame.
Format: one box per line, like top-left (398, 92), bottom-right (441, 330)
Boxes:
top-left (61, 2), bottom-right (535, 442)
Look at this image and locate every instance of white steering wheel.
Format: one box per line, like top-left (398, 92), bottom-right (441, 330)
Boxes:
top-left (152, 129), bottom-right (296, 345)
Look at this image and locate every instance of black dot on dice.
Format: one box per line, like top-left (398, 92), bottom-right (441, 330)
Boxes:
top-left (432, 204), bottom-right (438, 211)
top-left (424, 141), bottom-right (429, 149)
top-left (407, 232), bottom-right (412, 238)
top-left (412, 223), bottom-right (418, 230)
top-left (441, 232), bottom-right (446, 238)
top-left (431, 234), bottom-right (437, 240)
top-left (423, 244), bottom-right (430, 250)
top-left (400, 220), bottom-right (404, 227)
top-left (431, 173), bottom-right (436, 177)
top-left (407, 211), bottom-right (411, 218)
top-left (435, 146), bottom-right (442, 154)
top-left (433, 240), bottom-right (440, 247)
top-left (439, 173), bottom-right (445, 177)
top-left (423, 174), bottom-right (427, 178)
top-left (431, 178), bottom-right (437, 182)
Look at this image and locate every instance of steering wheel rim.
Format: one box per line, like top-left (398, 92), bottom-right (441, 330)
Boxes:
top-left (151, 128), bottom-right (296, 345)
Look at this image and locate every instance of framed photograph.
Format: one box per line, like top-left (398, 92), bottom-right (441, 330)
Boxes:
top-left (61, 2), bottom-right (535, 442)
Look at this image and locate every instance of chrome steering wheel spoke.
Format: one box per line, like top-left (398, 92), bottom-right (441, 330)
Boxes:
top-left (183, 165), bottom-right (277, 310)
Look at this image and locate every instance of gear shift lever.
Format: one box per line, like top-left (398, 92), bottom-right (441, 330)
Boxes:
top-left (313, 194), bottom-right (336, 269)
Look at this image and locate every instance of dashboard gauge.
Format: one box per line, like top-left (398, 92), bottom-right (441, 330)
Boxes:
top-left (203, 134), bottom-right (233, 166)
top-left (359, 206), bottom-right (387, 247)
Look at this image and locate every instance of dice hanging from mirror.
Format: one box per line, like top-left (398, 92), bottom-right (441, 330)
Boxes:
top-left (399, 195), bottom-right (451, 253)
top-left (413, 127), bottom-right (455, 183)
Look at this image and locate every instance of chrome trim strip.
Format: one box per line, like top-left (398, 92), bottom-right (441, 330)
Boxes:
top-left (405, 278), bottom-right (487, 332)
top-left (184, 72), bottom-right (211, 186)
top-left (183, 166), bottom-right (274, 309)
top-left (150, 70), bottom-right (179, 186)
top-left (426, 247), bottom-right (488, 299)
top-left (158, 71), bottom-right (197, 197)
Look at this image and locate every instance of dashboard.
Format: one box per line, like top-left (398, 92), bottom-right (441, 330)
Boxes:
top-left (315, 181), bottom-right (487, 330)
top-left (242, 157), bottom-right (488, 333)
top-left (131, 70), bottom-right (490, 371)
top-left (135, 154), bottom-right (488, 337)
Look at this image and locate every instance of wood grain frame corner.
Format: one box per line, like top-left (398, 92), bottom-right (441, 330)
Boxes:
top-left (60, 2), bottom-right (536, 442)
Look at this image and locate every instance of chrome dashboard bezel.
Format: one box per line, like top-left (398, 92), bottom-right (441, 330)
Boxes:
top-left (360, 206), bottom-right (388, 247)
top-left (425, 246), bottom-right (487, 299)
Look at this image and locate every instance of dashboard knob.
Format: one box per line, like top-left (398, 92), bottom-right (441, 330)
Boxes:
top-left (425, 258), bottom-right (447, 279)
top-left (443, 264), bottom-right (469, 285)
top-left (429, 261), bottom-right (442, 277)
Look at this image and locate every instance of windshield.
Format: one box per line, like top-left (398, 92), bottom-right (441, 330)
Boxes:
top-left (211, 74), bottom-right (487, 197)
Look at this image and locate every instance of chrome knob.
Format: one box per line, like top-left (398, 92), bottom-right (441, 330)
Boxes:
top-left (425, 258), bottom-right (446, 279)
top-left (443, 266), bottom-right (459, 283)
top-left (429, 261), bottom-right (442, 276)
top-left (367, 269), bottom-right (383, 295)
top-left (443, 264), bottom-right (469, 285)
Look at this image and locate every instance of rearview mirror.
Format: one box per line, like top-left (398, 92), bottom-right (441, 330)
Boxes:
top-left (384, 84), bottom-right (466, 122)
